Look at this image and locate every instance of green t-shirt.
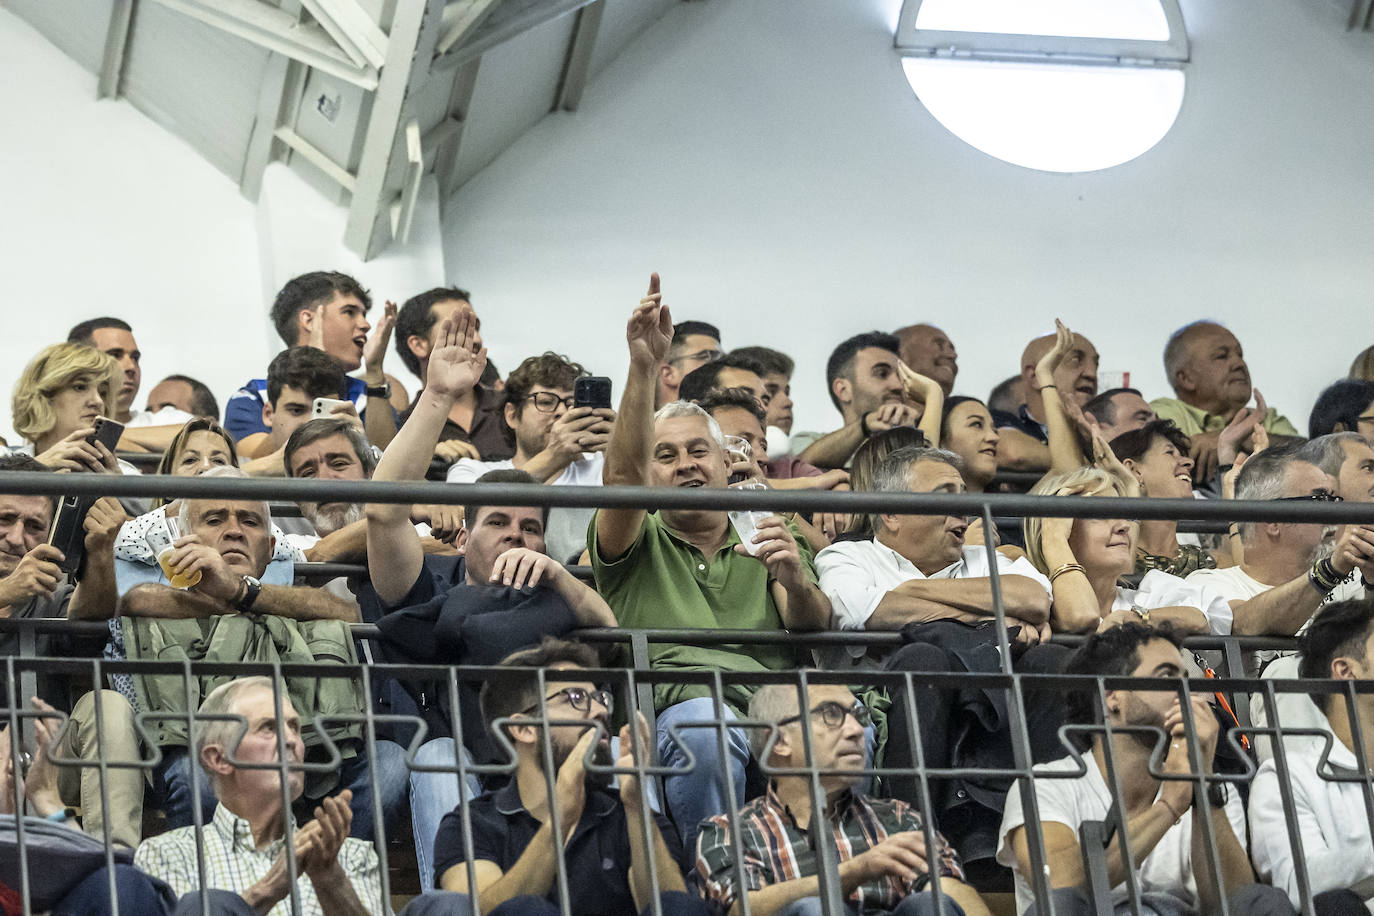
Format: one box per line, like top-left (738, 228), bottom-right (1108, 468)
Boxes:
top-left (589, 511), bottom-right (816, 713)
top-left (1149, 397), bottom-right (1299, 438)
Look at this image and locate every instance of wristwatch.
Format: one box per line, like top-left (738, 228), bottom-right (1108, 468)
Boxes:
top-left (365, 380), bottom-right (391, 399)
top-left (235, 575), bottom-right (262, 612)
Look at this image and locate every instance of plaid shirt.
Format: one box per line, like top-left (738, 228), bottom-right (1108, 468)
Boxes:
top-left (135, 803), bottom-right (384, 916)
top-left (695, 785), bottom-right (963, 914)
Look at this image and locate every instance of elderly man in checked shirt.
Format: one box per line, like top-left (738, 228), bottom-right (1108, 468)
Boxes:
top-left (135, 677), bottom-right (382, 915)
top-left (695, 683), bottom-right (989, 916)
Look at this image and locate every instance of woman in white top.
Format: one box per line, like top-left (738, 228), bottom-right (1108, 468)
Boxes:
top-left (1023, 464), bottom-right (1232, 636)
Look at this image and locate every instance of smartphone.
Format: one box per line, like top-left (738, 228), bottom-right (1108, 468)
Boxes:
top-left (47, 494), bottom-right (92, 576)
top-left (312, 397), bottom-right (353, 419)
top-left (574, 376), bottom-right (612, 410)
top-left (88, 416), bottom-right (124, 452)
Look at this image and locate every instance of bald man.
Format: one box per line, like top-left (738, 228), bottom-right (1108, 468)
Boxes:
top-left (989, 329), bottom-right (1099, 471)
top-left (895, 324), bottom-right (959, 396)
top-left (1151, 321), bottom-right (1300, 483)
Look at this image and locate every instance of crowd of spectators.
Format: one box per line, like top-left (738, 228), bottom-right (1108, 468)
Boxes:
top-left (1, 270), bottom-right (1373, 915)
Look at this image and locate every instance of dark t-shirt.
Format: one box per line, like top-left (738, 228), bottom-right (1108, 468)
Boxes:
top-left (0, 582), bottom-right (94, 710)
top-left (432, 782), bottom-right (686, 914)
top-left (400, 385), bottom-right (513, 479)
top-left (989, 404), bottom-right (1048, 443)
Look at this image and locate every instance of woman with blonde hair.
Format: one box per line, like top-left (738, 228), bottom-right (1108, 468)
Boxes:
top-left (11, 342), bottom-right (123, 472)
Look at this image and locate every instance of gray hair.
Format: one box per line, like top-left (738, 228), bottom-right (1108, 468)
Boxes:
top-left (1235, 448), bottom-right (1319, 544)
top-left (747, 683), bottom-right (804, 762)
top-left (1297, 433), bottom-right (1364, 480)
top-left (871, 446), bottom-right (964, 496)
top-left (653, 400), bottom-right (725, 447)
top-left (1162, 320), bottom-right (1223, 388)
top-left (194, 676), bottom-right (279, 788)
top-left (177, 465), bottom-right (272, 534)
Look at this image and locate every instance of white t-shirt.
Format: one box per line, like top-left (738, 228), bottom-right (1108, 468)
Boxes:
top-left (446, 452), bottom-right (604, 565)
top-left (126, 406), bottom-right (194, 428)
top-left (1114, 569), bottom-right (1234, 636)
top-left (1184, 565), bottom-right (1273, 604)
top-left (997, 755), bottom-right (1248, 916)
top-left (1250, 723), bottom-right (1374, 911)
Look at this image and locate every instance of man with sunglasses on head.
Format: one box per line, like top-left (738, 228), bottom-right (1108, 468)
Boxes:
top-left (657, 320), bottom-right (723, 408)
top-left (447, 352), bottom-right (616, 563)
top-left (697, 682), bottom-right (989, 916)
top-left (426, 638), bottom-right (709, 916)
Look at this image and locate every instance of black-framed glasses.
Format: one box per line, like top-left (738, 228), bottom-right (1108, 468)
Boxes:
top-left (521, 392), bottom-right (576, 413)
top-left (1277, 489), bottom-right (1343, 503)
top-left (521, 686), bottom-right (613, 716)
top-left (780, 700), bottom-right (872, 730)
top-left (668, 348), bottom-right (723, 367)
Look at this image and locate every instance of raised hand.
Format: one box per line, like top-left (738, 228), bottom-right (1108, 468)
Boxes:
top-left (865, 402), bottom-right (920, 433)
top-left (545, 407), bottom-right (615, 462)
top-left (489, 547), bottom-right (565, 591)
top-left (896, 361), bottom-right (940, 406)
top-left (167, 535), bottom-right (239, 603)
top-left (426, 310), bottom-right (487, 400)
top-left (1217, 388), bottom-right (1269, 466)
top-left (433, 439), bottom-right (481, 465)
top-left (362, 300), bottom-right (399, 379)
top-left (737, 516), bottom-right (804, 586)
top-left (616, 712), bottom-right (652, 804)
top-left (626, 273), bottom-right (673, 369)
top-left (303, 789), bottom-right (353, 879)
top-left (554, 728), bottom-right (596, 832)
top-left (0, 545), bottom-right (65, 605)
top-left (21, 698), bottom-right (65, 816)
top-left (1035, 319), bottom-right (1074, 390)
top-left (1089, 427), bottom-right (1140, 498)
top-left (83, 497), bottom-right (127, 555)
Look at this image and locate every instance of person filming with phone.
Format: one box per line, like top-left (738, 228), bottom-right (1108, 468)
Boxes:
top-left (591, 273), bottom-right (831, 849)
top-left (9, 342), bottom-right (128, 474)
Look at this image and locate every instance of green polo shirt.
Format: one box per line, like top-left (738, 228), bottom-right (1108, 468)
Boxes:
top-left (1149, 397), bottom-right (1299, 438)
top-left (589, 511), bottom-right (815, 713)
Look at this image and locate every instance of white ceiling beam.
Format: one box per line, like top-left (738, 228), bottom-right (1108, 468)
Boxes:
top-left (434, 0), bottom-right (599, 70)
top-left (299, 0), bottom-right (389, 69)
top-left (97, 0), bottom-right (137, 99)
top-left (435, 0), bottom-right (502, 57)
top-left (554, 0), bottom-right (602, 111)
top-left (433, 57), bottom-right (481, 205)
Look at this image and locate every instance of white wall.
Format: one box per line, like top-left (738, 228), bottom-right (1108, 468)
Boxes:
top-left (441, 0), bottom-right (1374, 437)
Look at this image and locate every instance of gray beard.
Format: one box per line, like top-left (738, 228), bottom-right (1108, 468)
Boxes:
top-left (301, 501), bottom-right (364, 536)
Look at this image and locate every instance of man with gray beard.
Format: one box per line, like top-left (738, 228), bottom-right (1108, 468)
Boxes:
top-left (282, 418), bottom-right (376, 563)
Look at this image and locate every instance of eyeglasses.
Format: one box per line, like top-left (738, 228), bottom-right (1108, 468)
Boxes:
top-left (780, 700), bottom-right (872, 730)
top-left (521, 687), bottom-right (613, 716)
top-left (1277, 490), bottom-right (1343, 503)
top-left (521, 392), bottom-right (576, 413)
top-left (668, 348), bottom-right (723, 367)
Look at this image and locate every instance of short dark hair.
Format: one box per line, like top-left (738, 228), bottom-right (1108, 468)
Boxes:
top-left (1064, 622), bottom-right (1186, 749)
top-left (394, 286), bottom-right (473, 377)
top-left (67, 317), bottom-right (132, 345)
top-left (0, 454), bottom-right (56, 516)
top-left (1298, 600), bottom-right (1374, 697)
top-left (1309, 379), bottom-right (1374, 440)
top-left (1084, 388), bottom-right (1145, 426)
top-left (678, 352), bottom-right (768, 403)
top-left (668, 321), bottom-right (721, 362)
top-left (283, 418), bottom-right (377, 478)
top-left (504, 353), bottom-right (587, 419)
top-left (160, 374), bottom-right (219, 419)
top-left (825, 332), bottom-right (901, 412)
top-left (269, 272), bottom-right (371, 348)
top-left (265, 348), bottom-right (349, 406)
top-left (730, 346), bottom-right (794, 378)
top-left (464, 468), bottom-right (549, 530)
top-left (987, 375), bottom-right (1023, 415)
top-left (479, 637), bottom-right (602, 736)
top-left (698, 387), bottom-right (766, 426)
top-left (1108, 418), bottom-right (1190, 464)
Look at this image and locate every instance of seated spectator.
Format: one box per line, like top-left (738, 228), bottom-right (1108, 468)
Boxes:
top-left (794, 332), bottom-right (936, 470)
top-left (815, 445), bottom-right (1061, 859)
top-left (939, 397), bottom-right (1000, 495)
top-left (998, 623), bottom-right (1285, 916)
top-left (677, 351), bottom-right (770, 409)
top-left (0, 455), bottom-right (140, 847)
top-left (839, 426), bottom-right (928, 539)
top-left (990, 327), bottom-right (1099, 472)
top-left (1110, 420), bottom-right (1216, 578)
top-left (1250, 599), bottom-right (1374, 914)
top-left (224, 271), bottom-right (402, 450)
top-left (987, 375), bottom-right (1026, 418)
top-left (657, 319), bottom-right (723, 407)
top-left (594, 275), bottom-right (830, 847)
top-left (282, 416), bottom-right (377, 563)
top-left (395, 286), bottom-right (513, 468)
top-left (11, 342), bottom-right (125, 474)
top-left (1308, 378), bottom-right (1374, 440)
top-left (447, 352), bottom-right (615, 564)
top-left (1151, 321), bottom-right (1300, 483)
top-left (895, 323), bottom-right (959, 398)
top-left (730, 345), bottom-right (797, 451)
top-left (117, 468), bottom-right (400, 840)
top-left (1085, 388), bottom-right (1157, 442)
top-left (68, 317), bottom-right (193, 452)
top-left (433, 639), bottom-right (706, 916)
top-left (135, 676), bottom-right (382, 914)
top-left (697, 681), bottom-right (988, 916)
top-left (231, 346), bottom-right (357, 468)
top-left (146, 373), bottom-right (219, 422)
top-left (1022, 467), bottom-right (1228, 635)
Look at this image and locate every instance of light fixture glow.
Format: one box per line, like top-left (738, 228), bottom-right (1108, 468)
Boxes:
top-left (913, 0), bottom-right (1170, 41)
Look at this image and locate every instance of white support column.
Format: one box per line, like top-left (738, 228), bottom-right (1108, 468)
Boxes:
top-left (97, 0), bottom-right (136, 99)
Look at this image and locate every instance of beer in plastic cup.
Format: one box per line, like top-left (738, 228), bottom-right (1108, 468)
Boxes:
top-left (150, 515), bottom-right (202, 589)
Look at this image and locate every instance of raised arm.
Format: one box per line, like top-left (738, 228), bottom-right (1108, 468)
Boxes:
top-left (367, 309), bottom-right (485, 605)
top-left (1037, 320), bottom-right (1091, 474)
top-left (360, 299), bottom-right (400, 451)
top-left (597, 274), bottom-right (672, 561)
top-left (67, 498), bottom-right (127, 620)
top-left (899, 362), bottom-right (945, 446)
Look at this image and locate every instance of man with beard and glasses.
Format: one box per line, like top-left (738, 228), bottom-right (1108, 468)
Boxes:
top-left (997, 624), bottom-right (1289, 916)
top-left (428, 638), bottom-right (707, 916)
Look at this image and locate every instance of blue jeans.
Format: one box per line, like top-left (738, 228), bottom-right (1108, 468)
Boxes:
top-left (51, 864), bottom-right (176, 915)
top-left (783, 892), bottom-right (965, 916)
top-left (407, 737), bottom-right (482, 893)
top-left (655, 698), bottom-right (750, 849)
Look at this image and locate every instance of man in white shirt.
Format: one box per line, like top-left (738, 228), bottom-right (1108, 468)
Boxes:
top-left (1249, 598), bottom-right (1374, 915)
top-left (446, 352), bottom-right (614, 563)
top-left (998, 623), bottom-right (1288, 916)
top-left (67, 317), bottom-right (194, 452)
top-left (816, 445), bottom-right (1058, 860)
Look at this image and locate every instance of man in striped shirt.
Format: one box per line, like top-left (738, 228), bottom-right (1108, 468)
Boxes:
top-left (695, 683), bottom-right (989, 916)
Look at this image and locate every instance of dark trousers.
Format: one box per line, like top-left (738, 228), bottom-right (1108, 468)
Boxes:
top-left (50, 864), bottom-right (176, 916)
top-left (397, 891), bottom-right (711, 916)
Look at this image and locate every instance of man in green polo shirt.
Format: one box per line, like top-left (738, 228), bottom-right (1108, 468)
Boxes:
top-left (1150, 321), bottom-right (1301, 484)
top-left (591, 273), bottom-right (832, 847)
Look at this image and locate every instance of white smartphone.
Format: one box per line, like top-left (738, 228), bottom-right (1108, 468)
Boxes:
top-left (312, 397), bottom-right (353, 419)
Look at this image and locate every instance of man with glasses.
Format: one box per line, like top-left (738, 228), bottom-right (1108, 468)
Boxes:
top-left (430, 639), bottom-right (708, 916)
top-left (448, 352), bottom-right (616, 563)
top-left (657, 320), bottom-right (723, 408)
top-left (697, 682), bottom-right (988, 916)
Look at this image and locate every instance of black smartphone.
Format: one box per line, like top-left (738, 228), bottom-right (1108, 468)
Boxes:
top-left (47, 494), bottom-right (92, 576)
top-left (88, 416), bottom-right (124, 452)
top-left (574, 376), bottom-right (612, 410)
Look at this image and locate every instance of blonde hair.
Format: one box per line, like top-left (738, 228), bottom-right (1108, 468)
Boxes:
top-left (1023, 467), bottom-right (1130, 576)
top-left (11, 343), bottom-right (120, 442)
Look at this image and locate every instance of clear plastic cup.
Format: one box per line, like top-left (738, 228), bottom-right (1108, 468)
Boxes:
top-left (150, 515), bottom-right (201, 589)
top-left (728, 481), bottom-right (773, 555)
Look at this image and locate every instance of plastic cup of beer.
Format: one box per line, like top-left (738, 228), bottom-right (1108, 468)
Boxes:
top-left (151, 515), bottom-right (201, 589)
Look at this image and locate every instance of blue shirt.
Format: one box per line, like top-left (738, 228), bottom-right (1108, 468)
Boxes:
top-left (223, 376), bottom-right (370, 442)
